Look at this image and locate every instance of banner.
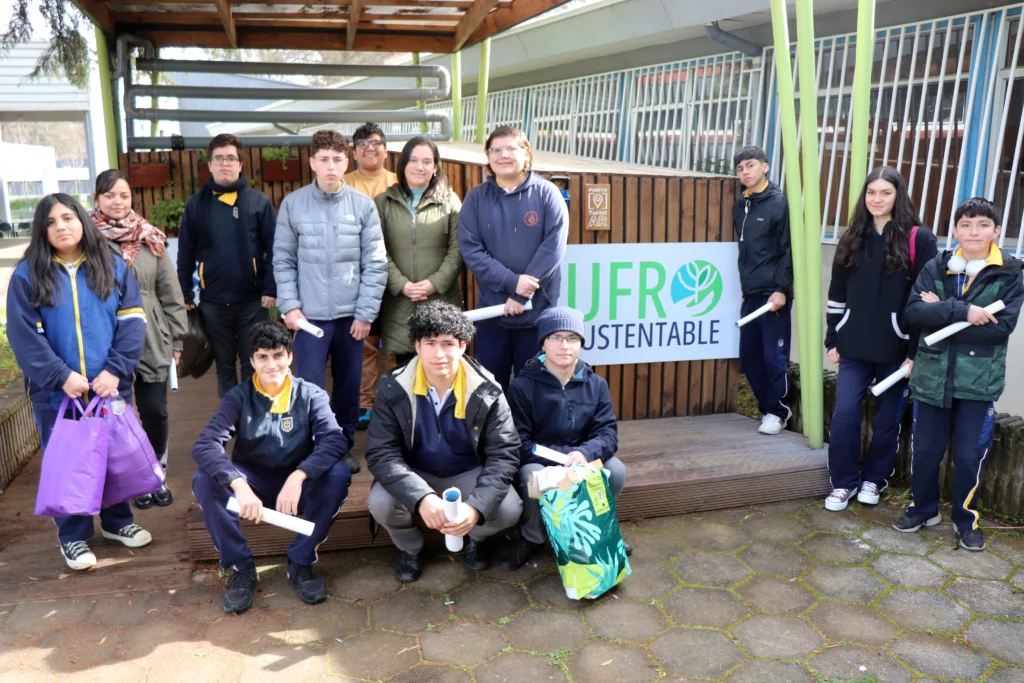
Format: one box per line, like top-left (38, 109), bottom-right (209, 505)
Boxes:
top-left (559, 243), bottom-right (741, 366)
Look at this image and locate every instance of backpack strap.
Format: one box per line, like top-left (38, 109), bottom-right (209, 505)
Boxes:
top-left (909, 225), bottom-right (920, 271)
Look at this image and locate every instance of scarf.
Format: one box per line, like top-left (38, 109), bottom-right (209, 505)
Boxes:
top-left (91, 207), bottom-right (167, 267)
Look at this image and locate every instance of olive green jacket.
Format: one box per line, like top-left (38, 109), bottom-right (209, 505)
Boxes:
top-left (375, 185), bottom-right (463, 356)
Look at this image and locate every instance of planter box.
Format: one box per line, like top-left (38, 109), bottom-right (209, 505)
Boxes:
top-left (195, 162), bottom-right (213, 186)
top-left (0, 381), bottom-right (40, 492)
top-left (129, 163), bottom-right (171, 189)
top-left (262, 158), bottom-right (300, 182)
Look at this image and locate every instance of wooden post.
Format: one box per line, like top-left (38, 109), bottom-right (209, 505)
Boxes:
top-left (475, 38), bottom-right (491, 144)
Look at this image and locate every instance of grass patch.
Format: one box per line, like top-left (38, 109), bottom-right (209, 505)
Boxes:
top-left (0, 323), bottom-right (22, 388)
top-left (736, 373), bottom-right (759, 419)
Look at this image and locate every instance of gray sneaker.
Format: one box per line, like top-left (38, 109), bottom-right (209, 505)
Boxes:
top-left (825, 487), bottom-right (859, 511)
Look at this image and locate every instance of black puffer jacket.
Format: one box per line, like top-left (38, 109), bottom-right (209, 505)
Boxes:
top-left (733, 181), bottom-right (793, 298)
top-left (365, 355), bottom-right (521, 522)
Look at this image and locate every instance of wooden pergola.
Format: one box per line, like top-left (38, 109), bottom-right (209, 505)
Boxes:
top-left (72, 0), bottom-right (569, 53)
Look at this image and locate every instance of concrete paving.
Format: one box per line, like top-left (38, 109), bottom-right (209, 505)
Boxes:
top-left (2, 493), bottom-right (1024, 682)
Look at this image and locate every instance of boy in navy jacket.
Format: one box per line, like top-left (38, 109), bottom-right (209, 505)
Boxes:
top-left (500, 307), bottom-right (631, 570)
top-left (191, 321), bottom-right (351, 613)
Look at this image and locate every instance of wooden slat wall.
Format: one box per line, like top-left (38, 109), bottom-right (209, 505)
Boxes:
top-left (117, 147), bottom-right (739, 421)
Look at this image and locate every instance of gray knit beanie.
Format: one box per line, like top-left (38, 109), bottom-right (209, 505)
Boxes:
top-left (537, 307), bottom-right (585, 347)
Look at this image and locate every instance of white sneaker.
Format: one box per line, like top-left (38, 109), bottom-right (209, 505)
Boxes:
top-left (857, 482), bottom-right (881, 505)
top-left (758, 414), bottom-right (786, 435)
top-left (102, 523), bottom-right (153, 548)
top-left (825, 488), bottom-right (859, 511)
top-left (60, 540), bottom-right (97, 571)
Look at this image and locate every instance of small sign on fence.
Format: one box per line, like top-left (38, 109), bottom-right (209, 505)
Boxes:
top-left (584, 184), bottom-right (611, 231)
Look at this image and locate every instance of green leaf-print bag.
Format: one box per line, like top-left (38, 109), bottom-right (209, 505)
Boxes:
top-left (539, 464), bottom-right (631, 599)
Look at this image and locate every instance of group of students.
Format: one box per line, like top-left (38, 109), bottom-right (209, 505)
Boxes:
top-left (733, 146), bottom-right (1022, 555)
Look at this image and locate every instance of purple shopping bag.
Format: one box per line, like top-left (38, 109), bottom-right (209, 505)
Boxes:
top-left (35, 396), bottom-right (109, 517)
top-left (99, 396), bottom-right (163, 508)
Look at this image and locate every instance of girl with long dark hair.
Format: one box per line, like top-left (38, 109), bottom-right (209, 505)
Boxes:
top-left (823, 167), bottom-right (937, 512)
top-left (6, 193), bottom-right (151, 570)
top-left (94, 170), bottom-right (187, 508)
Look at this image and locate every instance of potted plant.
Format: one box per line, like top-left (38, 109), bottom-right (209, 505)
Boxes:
top-left (195, 148), bottom-right (213, 185)
top-left (261, 146), bottom-right (301, 182)
top-left (149, 191), bottom-right (186, 238)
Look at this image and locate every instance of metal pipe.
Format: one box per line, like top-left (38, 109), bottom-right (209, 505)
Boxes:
top-left (704, 22), bottom-right (763, 57)
top-left (128, 131), bottom-right (450, 151)
top-left (847, 0), bottom-right (875, 209)
top-left (128, 83), bottom-right (449, 102)
top-left (115, 34), bottom-right (155, 80)
top-left (476, 38), bottom-right (492, 144)
top-left (452, 51), bottom-right (463, 141)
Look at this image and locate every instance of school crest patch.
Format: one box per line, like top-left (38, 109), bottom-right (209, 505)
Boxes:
top-left (281, 416), bottom-right (293, 433)
top-left (524, 210), bottom-right (539, 226)
top-left (233, 207), bottom-right (240, 219)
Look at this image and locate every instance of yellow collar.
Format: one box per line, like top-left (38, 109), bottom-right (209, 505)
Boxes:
top-left (215, 191), bottom-right (238, 206)
top-left (253, 373), bottom-right (292, 414)
top-left (744, 178), bottom-right (769, 198)
top-left (52, 253), bottom-right (86, 267)
top-left (414, 359), bottom-right (466, 419)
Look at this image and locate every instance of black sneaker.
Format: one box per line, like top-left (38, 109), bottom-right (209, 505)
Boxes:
top-left (395, 551), bottom-right (422, 583)
top-left (152, 484), bottom-right (173, 507)
top-left (224, 564), bottom-right (259, 613)
top-left (343, 453), bottom-right (362, 475)
top-left (464, 537), bottom-right (489, 571)
top-left (133, 494), bottom-right (154, 509)
top-left (623, 539), bottom-right (633, 557)
top-left (101, 523), bottom-right (153, 548)
top-left (956, 527), bottom-right (987, 551)
top-left (60, 540), bottom-right (97, 571)
top-left (892, 511), bottom-right (941, 533)
top-left (500, 538), bottom-right (543, 571)
top-left (287, 560), bottom-right (328, 604)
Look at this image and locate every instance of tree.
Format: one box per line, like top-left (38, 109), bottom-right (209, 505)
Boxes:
top-left (0, 0), bottom-right (90, 89)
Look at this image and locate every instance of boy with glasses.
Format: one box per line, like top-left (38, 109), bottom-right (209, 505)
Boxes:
top-left (177, 133), bottom-right (278, 397)
top-left (500, 307), bottom-right (631, 570)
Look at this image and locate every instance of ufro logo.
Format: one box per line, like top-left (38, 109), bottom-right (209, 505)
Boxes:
top-left (670, 260), bottom-right (723, 317)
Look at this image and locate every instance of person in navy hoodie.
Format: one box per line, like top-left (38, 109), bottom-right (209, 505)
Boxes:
top-left (459, 125), bottom-right (569, 391)
top-left (500, 307), bottom-right (631, 570)
top-left (6, 193), bottom-right (150, 571)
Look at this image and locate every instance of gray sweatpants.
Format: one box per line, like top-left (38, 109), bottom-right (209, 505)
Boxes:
top-left (517, 457), bottom-right (627, 544)
top-left (367, 466), bottom-right (523, 554)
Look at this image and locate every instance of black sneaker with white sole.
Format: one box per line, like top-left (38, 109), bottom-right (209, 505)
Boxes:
top-left (956, 526), bottom-right (986, 551)
top-left (892, 511), bottom-right (941, 533)
top-left (101, 523), bottom-right (153, 548)
top-left (60, 540), bottom-right (97, 570)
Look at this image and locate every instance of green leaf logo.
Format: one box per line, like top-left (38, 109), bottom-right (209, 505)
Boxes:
top-left (670, 260), bottom-right (723, 317)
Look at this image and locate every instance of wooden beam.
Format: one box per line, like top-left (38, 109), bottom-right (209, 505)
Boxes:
top-left (112, 11), bottom-right (458, 25)
top-left (134, 29), bottom-right (454, 53)
top-left (107, 0), bottom-right (474, 6)
top-left (346, 0), bottom-right (363, 51)
top-left (466, 0), bottom-right (570, 46)
top-left (451, 0), bottom-right (500, 52)
top-left (69, 0), bottom-right (115, 34)
top-left (211, 0), bottom-right (237, 48)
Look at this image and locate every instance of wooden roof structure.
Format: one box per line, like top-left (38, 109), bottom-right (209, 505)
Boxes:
top-left (73, 0), bottom-right (570, 52)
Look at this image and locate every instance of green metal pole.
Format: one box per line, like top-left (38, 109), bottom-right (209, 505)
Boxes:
top-left (412, 52), bottom-right (428, 134)
top-left (848, 0), bottom-right (876, 210)
top-left (475, 38), bottom-right (491, 144)
top-left (451, 51), bottom-right (463, 142)
top-left (768, 0), bottom-right (814, 443)
top-left (95, 26), bottom-right (118, 167)
top-left (795, 0), bottom-right (824, 449)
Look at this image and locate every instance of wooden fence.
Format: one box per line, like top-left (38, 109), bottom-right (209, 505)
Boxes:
top-left (0, 383), bottom-right (40, 493)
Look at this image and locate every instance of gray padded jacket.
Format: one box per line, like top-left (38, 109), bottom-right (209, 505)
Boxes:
top-left (274, 180), bottom-right (387, 323)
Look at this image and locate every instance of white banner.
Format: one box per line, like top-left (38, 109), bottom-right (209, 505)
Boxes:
top-left (558, 243), bottom-right (741, 366)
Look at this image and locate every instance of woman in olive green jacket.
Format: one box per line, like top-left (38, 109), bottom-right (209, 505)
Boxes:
top-left (375, 137), bottom-right (463, 362)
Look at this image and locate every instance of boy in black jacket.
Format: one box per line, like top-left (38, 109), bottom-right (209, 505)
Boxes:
top-left (897, 198), bottom-right (1023, 551)
top-left (732, 146), bottom-right (794, 436)
top-left (192, 322), bottom-right (351, 613)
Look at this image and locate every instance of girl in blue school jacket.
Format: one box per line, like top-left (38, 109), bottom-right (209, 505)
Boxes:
top-left (6, 193), bottom-right (150, 572)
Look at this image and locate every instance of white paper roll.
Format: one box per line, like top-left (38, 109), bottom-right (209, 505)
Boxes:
top-left (533, 444), bottom-right (571, 465)
top-left (464, 299), bottom-right (534, 322)
top-left (870, 364), bottom-right (910, 397)
top-left (226, 496), bottom-right (315, 537)
top-left (736, 301), bottom-right (774, 328)
top-left (442, 487), bottom-right (463, 552)
top-left (924, 300), bottom-right (1005, 346)
top-left (169, 358), bottom-right (179, 392)
top-left (296, 319), bottom-right (325, 338)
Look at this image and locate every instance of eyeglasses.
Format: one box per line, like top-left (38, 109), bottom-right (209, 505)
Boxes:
top-left (548, 334), bottom-right (582, 346)
top-left (407, 158), bottom-right (436, 168)
top-left (210, 155), bottom-right (240, 165)
top-left (356, 140), bottom-right (384, 149)
top-left (487, 146), bottom-right (523, 157)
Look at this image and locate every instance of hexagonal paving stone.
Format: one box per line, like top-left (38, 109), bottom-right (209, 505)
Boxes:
top-left (662, 587), bottom-right (748, 629)
top-left (389, 664), bottom-right (474, 683)
top-left (147, 644), bottom-right (241, 683)
top-left (329, 563), bottom-right (402, 602)
top-left (329, 630), bottom-right (419, 679)
top-left (807, 602), bottom-right (898, 646)
top-left (476, 651), bottom-right (569, 682)
top-left (809, 645), bottom-right (913, 683)
top-left (738, 514), bottom-right (812, 543)
top-left (928, 545), bottom-right (1013, 579)
top-left (878, 589), bottom-right (969, 632)
top-left (678, 522), bottom-right (751, 552)
top-left (699, 507), bottom-right (766, 524)
top-left (37, 623), bottom-right (120, 670)
top-left (731, 616), bottom-right (824, 659)
top-left (800, 508), bottom-right (869, 533)
top-left (725, 660), bottom-right (815, 682)
top-left (631, 515), bottom-right (689, 532)
top-left (452, 580), bottom-right (528, 622)
top-left (611, 562), bottom-right (679, 600)
top-left (282, 600), bottom-right (367, 643)
top-left (988, 533), bottom-right (1024, 564)
top-left (1013, 569), bottom-right (1024, 591)
top-left (739, 542), bottom-right (816, 577)
top-left (480, 551), bottom-right (555, 583)
top-left (421, 621), bottom-right (506, 665)
top-left (946, 578), bottom-right (1024, 618)
top-left (966, 618), bottom-right (1024, 666)
top-left (674, 552), bottom-right (751, 587)
top-left (203, 609), bottom-right (289, 654)
top-left (570, 641), bottom-right (657, 682)
top-left (411, 556), bottom-right (475, 594)
top-left (804, 565), bottom-right (885, 603)
top-left (891, 632), bottom-right (991, 681)
top-left (988, 669), bottom-right (1024, 683)
top-left (503, 609), bottom-right (590, 653)
top-left (5, 598), bottom-right (96, 635)
top-left (65, 660), bottom-right (150, 683)
top-left (736, 576), bottom-right (817, 615)
top-left (529, 574), bottom-right (589, 611)
top-left (238, 644), bottom-right (329, 683)
top-left (760, 498), bottom-right (820, 515)
top-left (371, 589), bottom-right (451, 633)
top-left (870, 554), bottom-right (950, 589)
top-left (859, 524), bottom-right (936, 555)
top-left (627, 531), bottom-right (689, 562)
top-left (586, 599), bottom-right (669, 642)
top-left (650, 628), bottom-right (744, 678)
top-left (89, 591), bottom-right (173, 627)
top-left (801, 534), bottom-right (876, 564)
